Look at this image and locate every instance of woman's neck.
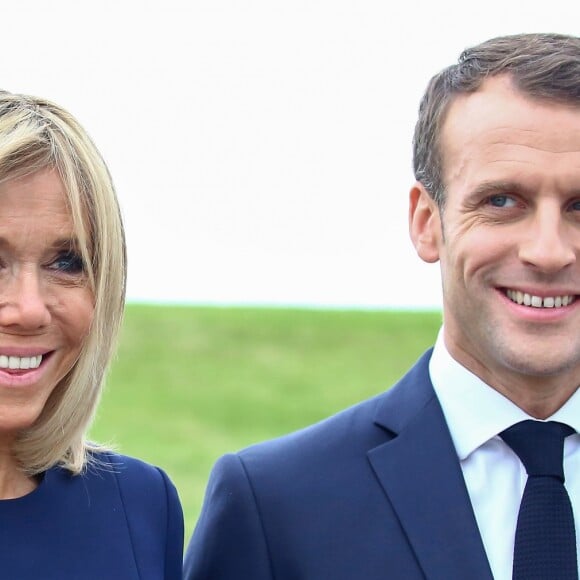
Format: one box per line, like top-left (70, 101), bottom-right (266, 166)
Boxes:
top-left (0, 447), bottom-right (37, 499)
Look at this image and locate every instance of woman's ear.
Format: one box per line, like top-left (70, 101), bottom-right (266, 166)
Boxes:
top-left (409, 182), bottom-right (442, 263)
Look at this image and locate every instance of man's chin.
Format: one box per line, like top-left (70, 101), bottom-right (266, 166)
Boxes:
top-left (495, 345), bottom-right (580, 380)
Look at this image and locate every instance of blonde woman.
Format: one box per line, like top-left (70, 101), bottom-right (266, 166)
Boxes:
top-left (0, 91), bottom-right (183, 578)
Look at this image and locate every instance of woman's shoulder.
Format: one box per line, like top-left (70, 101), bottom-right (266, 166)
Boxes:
top-left (86, 450), bottom-right (172, 481)
top-left (79, 451), bottom-right (181, 507)
top-left (71, 451), bottom-right (184, 569)
top-left (48, 451), bottom-right (182, 521)
top-left (41, 455), bottom-right (184, 577)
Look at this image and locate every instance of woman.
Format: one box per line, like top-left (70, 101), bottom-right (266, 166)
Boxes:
top-left (0, 91), bottom-right (183, 578)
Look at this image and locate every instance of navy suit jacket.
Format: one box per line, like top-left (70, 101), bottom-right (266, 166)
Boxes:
top-left (0, 452), bottom-right (184, 579)
top-left (185, 350), bottom-right (494, 579)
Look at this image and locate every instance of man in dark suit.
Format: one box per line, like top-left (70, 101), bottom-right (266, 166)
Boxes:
top-left (185, 33), bottom-right (580, 579)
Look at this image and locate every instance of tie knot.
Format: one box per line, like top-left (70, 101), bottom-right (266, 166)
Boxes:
top-left (500, 420), bottom-right (575, 481)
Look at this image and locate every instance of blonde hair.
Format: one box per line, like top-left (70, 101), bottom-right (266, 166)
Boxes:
top-left (0, 91), bottom-right (127, 474)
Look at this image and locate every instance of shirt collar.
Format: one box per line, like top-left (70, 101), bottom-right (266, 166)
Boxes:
top-left (429, 328), bottom-right (580, 461)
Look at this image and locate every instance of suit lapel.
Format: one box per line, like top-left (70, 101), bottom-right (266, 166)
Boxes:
top-left (368, 352), bottom-right (494, 580)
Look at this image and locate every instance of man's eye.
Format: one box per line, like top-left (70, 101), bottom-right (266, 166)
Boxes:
top-left (49, 251), bottom-right (85, 274)
top-left (488, 195), bottom-right (517, 208)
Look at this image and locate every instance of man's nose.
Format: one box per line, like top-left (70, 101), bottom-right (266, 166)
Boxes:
top-left (0, 268), bottom-right (52, 330)
top-left (518, 208), bottom-right (577, 273)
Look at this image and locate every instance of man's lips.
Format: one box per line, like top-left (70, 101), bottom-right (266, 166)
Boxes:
top-left (502, 289), bottom-right (576, 309)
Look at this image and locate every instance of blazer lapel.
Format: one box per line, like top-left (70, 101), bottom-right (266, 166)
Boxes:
top-left (368, 352), bottom-right (494, 580)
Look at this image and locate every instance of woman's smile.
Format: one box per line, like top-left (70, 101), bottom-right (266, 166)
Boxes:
top-left (0, 169), bottom-right (93, 436)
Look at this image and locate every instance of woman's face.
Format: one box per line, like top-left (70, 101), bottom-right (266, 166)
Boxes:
top-left (0, 168), bottom-right (94, 445)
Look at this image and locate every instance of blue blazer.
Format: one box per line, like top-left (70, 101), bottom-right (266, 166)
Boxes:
top-left (185, 350), bottom-right (494, 579)
top-left (0, 452), bottom-right (184, 579)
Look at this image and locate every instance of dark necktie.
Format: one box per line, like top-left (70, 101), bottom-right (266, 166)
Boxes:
top-left (500, 420), bottom-right (577, 580)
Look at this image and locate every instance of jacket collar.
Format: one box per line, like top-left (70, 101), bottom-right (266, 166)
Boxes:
top-left (368, 350), bottom-right (494, 580)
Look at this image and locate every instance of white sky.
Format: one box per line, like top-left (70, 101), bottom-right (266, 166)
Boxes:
top-left (1, 1), bottom-right (578, 309)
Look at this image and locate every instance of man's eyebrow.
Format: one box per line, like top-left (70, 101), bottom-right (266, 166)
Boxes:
top-left (469, 180), bottom-right (580, 199)
top-left (469, 180), bottom-right (533, 198)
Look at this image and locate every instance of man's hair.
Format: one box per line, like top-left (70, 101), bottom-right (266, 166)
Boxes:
top-left (0, 91), bottom-right (127, 475)
top-left (413, 33), bottom-right (580, 205)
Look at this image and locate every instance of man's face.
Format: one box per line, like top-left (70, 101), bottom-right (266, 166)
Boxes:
top-left (410, 76), bottom-right (580, 411)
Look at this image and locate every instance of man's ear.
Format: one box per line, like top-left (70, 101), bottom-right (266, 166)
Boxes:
top-left (409, 182), bottom-right (442, 263)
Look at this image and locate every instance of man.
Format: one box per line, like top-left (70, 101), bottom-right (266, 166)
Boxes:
top-left (185, 33), bottom-right (580, 579)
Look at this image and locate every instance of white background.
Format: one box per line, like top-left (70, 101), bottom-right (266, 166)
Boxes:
top-left (2, 1), bottom-right (578, 309)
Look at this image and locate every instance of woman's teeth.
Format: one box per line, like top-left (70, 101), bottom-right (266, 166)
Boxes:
top-left (0, 355), bottom-right (43, 370)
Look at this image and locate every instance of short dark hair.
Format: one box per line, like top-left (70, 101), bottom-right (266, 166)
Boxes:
top-left (413, 33), bottom-right (580, 205)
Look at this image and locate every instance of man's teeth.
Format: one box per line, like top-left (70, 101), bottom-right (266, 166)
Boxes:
top-left (0, 355), bottom-right (42, 370)
top-left (506, 290), bottom-right (575, 308)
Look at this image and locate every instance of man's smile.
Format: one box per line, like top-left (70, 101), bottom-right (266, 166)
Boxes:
top-left (504, 289), bottom-right (576, 308)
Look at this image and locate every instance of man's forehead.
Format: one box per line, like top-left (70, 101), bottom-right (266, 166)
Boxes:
top-left (439, 76), bottom-right (580, 174)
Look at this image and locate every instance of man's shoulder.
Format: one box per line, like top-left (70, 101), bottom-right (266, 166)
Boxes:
top-left (205, 393), bottom-right (392, 520)
top-left (240, 390), bottom-right (388, 463)
top-left (234, 348), bottom-right (434, 474)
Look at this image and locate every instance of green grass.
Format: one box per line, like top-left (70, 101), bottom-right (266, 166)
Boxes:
top-left (89, 304), bottom-right (442, 539)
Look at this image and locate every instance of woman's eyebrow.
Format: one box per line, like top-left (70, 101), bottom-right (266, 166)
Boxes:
top-left (0, 236), bottom-right (81, 254)
top-left (51, 237), bottom-right (80, 251)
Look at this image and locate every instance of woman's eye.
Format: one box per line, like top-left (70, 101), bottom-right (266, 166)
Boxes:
top-left (49, 251), bottom-right (85, 274)
top-left (570, 200), bottom-right (580, 211)
top-left (488, 195), bottom-right (517, 208)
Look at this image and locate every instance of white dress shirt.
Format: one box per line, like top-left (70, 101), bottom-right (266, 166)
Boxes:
top-left (429, 330), bottom-right (580, 580)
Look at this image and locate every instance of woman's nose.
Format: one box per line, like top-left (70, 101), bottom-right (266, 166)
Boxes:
top-left (0, 269), bottom-right (52, 330)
